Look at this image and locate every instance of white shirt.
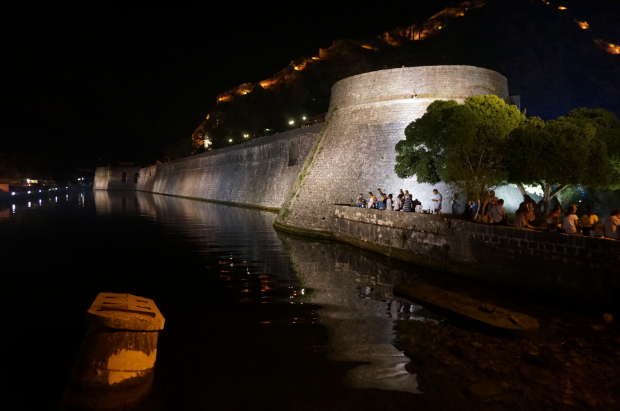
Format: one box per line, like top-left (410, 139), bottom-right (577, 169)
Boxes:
top-left (431, 192), bottom-right (442, 210)
top-left (367, 197), bottom-right (375, 209)
top-left (563, 214), bottom-right (579, 234)
top-left (490, 205), bottom-right (506, 223)
top-left (605, 216), bottom-right (620, 239)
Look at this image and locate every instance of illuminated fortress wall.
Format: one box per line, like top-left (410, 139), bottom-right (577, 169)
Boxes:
top-left (132, 124), bottom-right (321, 210)
top-left (277, 65), bottom-right (522, 232)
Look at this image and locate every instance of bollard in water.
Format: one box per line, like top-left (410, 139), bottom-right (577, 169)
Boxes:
top-left (62, 293), bottom-right (165, 411)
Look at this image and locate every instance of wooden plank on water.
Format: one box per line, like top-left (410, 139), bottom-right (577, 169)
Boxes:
top-left (394, 283), bottom-right (540, 334)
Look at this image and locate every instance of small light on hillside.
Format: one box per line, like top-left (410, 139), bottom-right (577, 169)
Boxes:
top-left (558, 6), bottom-right (567, 10)
top-left (577, 21), bottom-right (589, 30)
top-left (229, 139), bottom-right (233, 142)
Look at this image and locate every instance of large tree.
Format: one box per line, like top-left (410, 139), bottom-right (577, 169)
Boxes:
top-left (505, 108), bottom-right (620, 224)
top-left (395, 95), bottom-right (525, 208)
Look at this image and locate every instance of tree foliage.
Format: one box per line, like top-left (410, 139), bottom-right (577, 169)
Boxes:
top-left (395, 95), bottom-right (525, 201)
top-left (505, 107), bottom-right (620, 221)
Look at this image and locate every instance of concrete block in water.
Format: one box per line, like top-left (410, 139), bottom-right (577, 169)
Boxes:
top-left (62, 293), bottom-right (165, 411)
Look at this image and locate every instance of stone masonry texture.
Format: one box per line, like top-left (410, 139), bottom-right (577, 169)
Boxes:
top-left (314, 206), bottom-right (619, 307)
top-left (279, 66), bottom-right (516, 233)
top-left (95, 124), bottom-right (321, 209)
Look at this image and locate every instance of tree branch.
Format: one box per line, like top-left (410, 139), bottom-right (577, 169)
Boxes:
top-left (549, 184), bottom-right (569, 199)
top-left (515, 182), bottom-right (527, 196)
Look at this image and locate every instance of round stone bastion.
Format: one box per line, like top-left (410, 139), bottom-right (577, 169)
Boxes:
top-left (280, 66), bottom-right (523, 232)
top-left (328, 65), bottom-right (509, 110)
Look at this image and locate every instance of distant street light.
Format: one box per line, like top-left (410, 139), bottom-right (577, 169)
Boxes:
top-left (289, 120), bottom-right (295, 125)
top-left (229, 139), bottom-right (233, 142)
top-left (243, 134), bottom-right (249, 138)
top-left (302, 116), bottom-right (307, 120)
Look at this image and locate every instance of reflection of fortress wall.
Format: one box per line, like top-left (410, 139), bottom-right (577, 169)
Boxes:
top-left (281, 235), bottom-right (420, 393)
top-left (136, 125), bottom-right (321, 210)
top-left (93, 191), bottom-right (293, 282)
top-left (278, 66), bottom-right (520, 234)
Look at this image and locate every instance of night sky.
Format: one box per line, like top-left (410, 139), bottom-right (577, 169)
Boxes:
top-left (1, 0), bottom-right (618, 178)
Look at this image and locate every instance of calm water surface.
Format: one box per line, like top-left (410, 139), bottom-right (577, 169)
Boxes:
top-left (0, 191), bottom-right (433, 410)
top-left (2, 191), bottom-right (617, 410)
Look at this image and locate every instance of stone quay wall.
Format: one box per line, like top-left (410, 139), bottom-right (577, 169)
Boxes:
top-left (95, 125), bottom-right (321, 210)
top-left (277, 206), bottom-right (620, 307)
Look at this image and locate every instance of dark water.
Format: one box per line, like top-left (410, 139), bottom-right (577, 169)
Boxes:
top-left (1, 191), bottom-right (618, 410)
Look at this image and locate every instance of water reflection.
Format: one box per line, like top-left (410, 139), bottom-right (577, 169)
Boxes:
top-left (94, 191), bottom-right (428, 395)
top-left (281, 236), bottom-right (429, 394)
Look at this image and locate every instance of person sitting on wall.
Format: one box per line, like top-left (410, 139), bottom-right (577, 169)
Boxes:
top-left (386, 194), bottom-right (394, 211)
top-left (547, 205), bottom-right (562, 232)
top-left (580, 205), bottom-right (598, 236)
top-left (356, 194), bottom-right (366, 208)
top-left (377, 194), bottom-right (387, 210)
top-left (412, 198), bottom-right (422, 212)
top-left (403, 194), bottom-right (413, 212)
top-left (480, 190), bottom-right (499, 223)
top-left (431, 189), bottom-right (443, 213)
top-left (367, 192), bottom-right (377, 209)
top-left (490, 199), bottom-right (510, 226)
top-left (462, 200), bottom-right (478, 220)
top-left (590, 221), bottom-right (606, 238)
top-left (514, 202), bottom-right (534, 229)
top-left (393, 194), bottom-right (403, 211)
top-left (563, 205), bottom-right (581, 235)
top-left (604, 209), bottom-right (620, 240)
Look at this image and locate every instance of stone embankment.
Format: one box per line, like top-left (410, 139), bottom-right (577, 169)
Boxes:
top-left (276, 206), bottom-right (620, 308)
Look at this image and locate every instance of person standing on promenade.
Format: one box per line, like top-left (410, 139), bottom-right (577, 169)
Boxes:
top-left (451, 193), bottom-right (460, 216)
top-left (386, 194), bottom-right (393, 211)
top-left (604, 209), bottom-right (620, 239)
top-left (403, 194), bottom-right (413, 212)
top-left (580, 206), bottom-right (598, 236)
top-left (431, 189), bottom-right (442, 213)
top-left (394, 194), bottom-right (403, 211)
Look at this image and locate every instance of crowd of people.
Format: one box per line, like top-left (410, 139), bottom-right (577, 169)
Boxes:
top-left (355, 188), bottom-right (620, 240)
top-left (356, 188), bottom-right (443, 214)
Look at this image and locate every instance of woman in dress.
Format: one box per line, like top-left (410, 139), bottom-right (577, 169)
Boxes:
top-left (367, 192), bottom-right (376, 209)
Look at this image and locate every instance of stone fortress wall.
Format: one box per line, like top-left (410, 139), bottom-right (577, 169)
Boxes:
top-left (105, 125), bottom-right (322, 210)
top-left (277, 66), bottom-right (522, 233)
top-left (93, 65), bottom-right (618, 306)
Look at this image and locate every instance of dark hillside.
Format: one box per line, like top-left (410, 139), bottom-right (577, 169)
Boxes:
top-left (196, 0), bottom-right (620, 149)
